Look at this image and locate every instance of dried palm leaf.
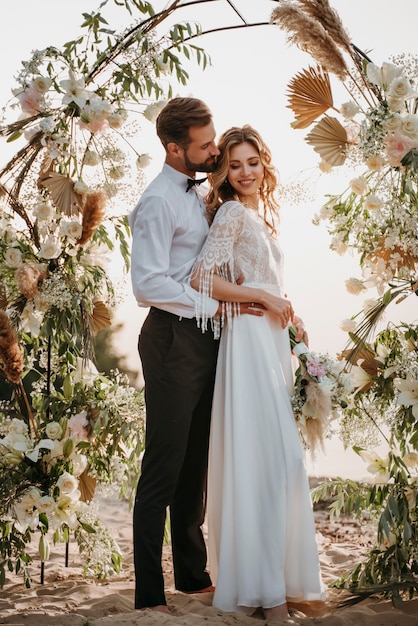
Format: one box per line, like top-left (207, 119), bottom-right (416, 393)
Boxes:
top-left (287, 66), bottom-right (333, 129)
top-left (367, 240), bottom-right (418, 274)
top-left (89, 300), bottom-right (112, 333)
top-left (78, 470), bottom-right (97, 503)
top-left (305, 116), bottom-right (349, 166)
top-left (38, 172), bottom-right (83, 216)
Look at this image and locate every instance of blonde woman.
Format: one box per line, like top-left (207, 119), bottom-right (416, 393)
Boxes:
top-left (190, 125), bottom-right (324, 619)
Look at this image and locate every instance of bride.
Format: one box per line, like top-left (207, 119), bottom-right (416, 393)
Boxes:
top-left (190, 125), bottom-right (324, 619)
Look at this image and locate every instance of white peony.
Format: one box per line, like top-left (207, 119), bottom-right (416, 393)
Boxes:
top-left (5, 247), bottom-right (23, 267)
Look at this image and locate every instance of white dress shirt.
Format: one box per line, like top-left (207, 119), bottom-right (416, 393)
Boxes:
top-left (129, 163), bottom-right (219, 318)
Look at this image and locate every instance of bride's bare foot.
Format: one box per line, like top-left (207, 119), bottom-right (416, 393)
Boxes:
top-left (263, 603), bottom-right (289, 620)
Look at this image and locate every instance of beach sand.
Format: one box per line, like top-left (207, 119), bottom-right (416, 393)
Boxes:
top-left (1, 481), bottom-right (417, 626)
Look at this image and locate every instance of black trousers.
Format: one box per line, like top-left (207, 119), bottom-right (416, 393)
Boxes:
top-left (133, 307), bottom-right (219, 608)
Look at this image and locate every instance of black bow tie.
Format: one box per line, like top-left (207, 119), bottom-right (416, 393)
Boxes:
top-left (186, 177), bottom-right (207, 192)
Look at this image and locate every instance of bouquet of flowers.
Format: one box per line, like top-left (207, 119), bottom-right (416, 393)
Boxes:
top-left (288, 325), bottom-right (352, 454)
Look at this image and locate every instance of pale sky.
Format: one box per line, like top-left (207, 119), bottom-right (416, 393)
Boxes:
top-left (1, 0), bottom-right (417, 477)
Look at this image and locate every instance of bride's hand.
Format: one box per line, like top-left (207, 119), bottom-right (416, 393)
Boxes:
top-left (256, 291), bottom-right (294, 328)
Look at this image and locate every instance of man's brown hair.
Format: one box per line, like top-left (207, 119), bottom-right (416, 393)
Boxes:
top-left (156, 97), bottom-right (213, 149)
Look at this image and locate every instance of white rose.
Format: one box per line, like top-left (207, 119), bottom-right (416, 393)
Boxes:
top-left (36, 495), bottom-right (57, 515)
top-left (60, 220), bottom-right (82, 240)
top-left (364, 194), bottom-right (383, 211)
top-left (345, 277), bottom-right (366, 295)
top-left (39, 238), bottom-right (62, 259)
top-left (20, 486), bottom-right (42, 508)
top-left (349, 176), bottom-right (368, 196)
top-left (401, 114), bottom-right (418, 139)
top-left (8, 418), bottom-right (29, 437)
top-left (56, 471), bottom-right (79, 494)
top-left (143, 100), bottom-right (167, 122)
top-left (45, 421), bottom-right (63, 440)
top-left (381, 114), bottom-right (402, 133)
top-left (389, 76), bottom-right (416, 100)
top-left (5, 247), bottom-right (23, 267)
top-left (366, 154), bottom-right (386, 172)
top-left (33, 200), bottom-right (55, 221)
top-left (108, 109), bottom-right (128, 129)
top-left (339, 101), bottom-right (359, 120)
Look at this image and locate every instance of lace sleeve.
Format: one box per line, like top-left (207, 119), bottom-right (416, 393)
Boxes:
top-left (192, 201), bottom-right (245, 337)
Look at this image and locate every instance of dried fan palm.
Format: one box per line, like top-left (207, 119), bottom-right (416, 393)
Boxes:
top-left (305, 116), bottom-right (349, 166)
top-left (287, 65), bottom-right (334, 129)
top-left (89, 300), bottom-right (112, 333)
top-left (38, 171), bottom-right (83, 216)
top-left (78, 470), bottom-right (97, 503)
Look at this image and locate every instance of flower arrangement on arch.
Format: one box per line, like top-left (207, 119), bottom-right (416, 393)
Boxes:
top-left (271, 0), bottom-right (418, 343)
top-left (288, 325), bottom-right (353, 454)
top-left (272, 0), bottom-right (418, 601)
top-left (0, 0), bottom-right (214, 587)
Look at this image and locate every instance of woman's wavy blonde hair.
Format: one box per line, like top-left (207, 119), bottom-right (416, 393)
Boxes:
top-left (206, 125), bottom-right (280, 235)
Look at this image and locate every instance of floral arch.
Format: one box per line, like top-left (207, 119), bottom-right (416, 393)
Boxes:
top-left (1, 0), bottom-right (418, 605)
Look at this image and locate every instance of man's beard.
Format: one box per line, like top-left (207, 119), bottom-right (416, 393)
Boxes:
top-left (184, 152), bottom-right (217, 173)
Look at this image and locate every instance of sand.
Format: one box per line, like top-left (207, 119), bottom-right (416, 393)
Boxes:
top-left (1, 481), bottom-right (417, 626)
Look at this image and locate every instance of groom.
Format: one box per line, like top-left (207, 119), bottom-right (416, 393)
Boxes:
top-left (129, 97), bottom-right (263, 613)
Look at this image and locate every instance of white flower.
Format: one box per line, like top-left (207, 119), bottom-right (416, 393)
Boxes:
top-left (73, 358), bottom-right (99, 385)
top-left (5, 247), bottom-right (23, 267)
top-left (143, 99), bottom-right (167, 122)
top-left (389, 76), bottom-right (417, 101)
top-left (366, 154), bottom-right (386, 172)
top-left (45, 421), bottom-right (63, 440)
top-left (345, 277), bottom-right (366, 295)
top-left (358, 449), bottom-right (390, 481)
top-left (366, 61), bottom-right (404, 92)
top-left (136, 153), bottom-right (152, 169)
top-left (340, 101), bottom-right (359, 120)
top-left (36, 495), bottom-right (57, 515)
top-left (403, 452), bottom-right (418, 469)
top-left (8, 418), bottom-right (29, 437)
top-left (364, 194), bottom-right (383, 211)
top-left (363, 298), bottom-right (378, 313)
top-left (108, 165), bottom-right (125, 180)
top-left (349, 176), bottom-right (368, 196)
top-left (60, 74), bottom-right (90, 108)
top-left (73, 180), bottom-right (90, 195)
top-left (350, 359), bottom-right (373, 391)
top-left (340, 318), bottom-right (357, 332)
top-left (60, 220), bottom-right (82, 240)
top-left (32, 199), bottom-right (55, 221)
top-left (54, 494), bottom-right (80, 528)
top-left (56, 471), bottom-right (79, 495)
top-left (84, 150), bottom-right (100, 166)
top-left (21, 304), bottom-right (42, 336)
top-left (108, 109), bottom-right (128, 129)
top-left (381, 114), bottom-right (402, 133)
top-left (71, 453), bottom-right (88, 477)
top-left (39, 116), bottom-right (56, 134)
top-left (401, 114), bottom-right (418, 138)
top-left (31, 76), bottom-right (52, 94)
top-left (39, 238), bottom-right (62, 259)
top-left (395, 375), bottom-right (418, 418)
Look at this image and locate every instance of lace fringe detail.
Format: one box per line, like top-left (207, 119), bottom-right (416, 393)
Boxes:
top-left (194, 261), bottom-right (240, 339)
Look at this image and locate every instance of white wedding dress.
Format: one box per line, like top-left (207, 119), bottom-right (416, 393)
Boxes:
top-left (193, 200), bottom-right (324, 613)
